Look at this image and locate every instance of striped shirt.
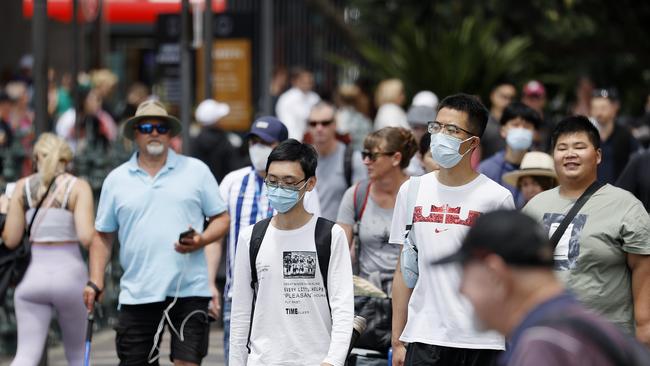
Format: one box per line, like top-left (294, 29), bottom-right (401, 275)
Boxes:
top-left (219, 166), bottom-right (321, 299)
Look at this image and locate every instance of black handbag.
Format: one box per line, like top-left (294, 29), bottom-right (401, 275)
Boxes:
top-left (0, 177), bottom-right (58, 301)
top-left (353, 296), bottom-right (392, 354)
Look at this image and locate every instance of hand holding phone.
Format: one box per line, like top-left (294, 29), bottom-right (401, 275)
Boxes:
top-left (178, 228), bottom-right (196, 242)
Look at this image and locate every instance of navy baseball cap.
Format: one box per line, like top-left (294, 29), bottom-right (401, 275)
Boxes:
top-left (247, 116), bottom-right (288, 143)
top-left (431, 210), bottom-right (554, 267)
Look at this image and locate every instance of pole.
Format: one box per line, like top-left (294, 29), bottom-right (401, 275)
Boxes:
top-left (260, 0), bottom-right (273, 114)
top-left (72, 0), bottom-right (79, 117)
top-left (180, 0), bottom-right (192, 153)
top-left (203, 0), bottom-right (213, 100)
top-left (32, 0), bottom-right (48, 136)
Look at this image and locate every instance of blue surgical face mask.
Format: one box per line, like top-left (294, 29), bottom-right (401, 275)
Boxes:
top-left (429, 133), bottom-right (474, 168)
top-left (506, 127), bottom-right (533, 151)
top-left (267, 181), bottom-right (308, 213)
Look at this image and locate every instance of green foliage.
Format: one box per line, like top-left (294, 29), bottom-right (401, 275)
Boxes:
top-left (354, 17), bottom-right (531, 101)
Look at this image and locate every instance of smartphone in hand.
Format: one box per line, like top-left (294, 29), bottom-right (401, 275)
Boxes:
top-left (178, 228), bottom-right (196, 243)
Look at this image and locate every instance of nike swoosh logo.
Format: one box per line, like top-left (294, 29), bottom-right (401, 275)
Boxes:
top-left (434, 228), bottom-right (448, 233)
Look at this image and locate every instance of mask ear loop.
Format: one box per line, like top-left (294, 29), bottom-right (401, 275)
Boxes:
top-left (459, 136), bottom-right (477, 157)
top-left (147, 254), bottom-right (209, 364)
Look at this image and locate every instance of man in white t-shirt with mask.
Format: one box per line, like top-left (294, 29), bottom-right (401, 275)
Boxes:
top-left (390, 94), bottom-right (515, 366)
top-left (229, 139), bottom-right (353, 366)
top-left (217, 116), bottom-right (321, 364)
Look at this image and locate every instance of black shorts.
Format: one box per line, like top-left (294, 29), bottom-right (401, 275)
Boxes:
top-left (114, 297), bottom-right (211, 366)
top-left (405, 342), bottom-right (501, 366)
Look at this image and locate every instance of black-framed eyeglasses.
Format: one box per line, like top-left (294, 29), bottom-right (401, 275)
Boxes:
top-left (308, 119), bottom-right (334, 128)
top-left (361, 150), bottom-right (396, 162)
top-left (264, 177), bottom-right (308, 191)
top-left (427, 121), bottom-right (474, 136)
top-left (134, 122), bottom-right (171, 135)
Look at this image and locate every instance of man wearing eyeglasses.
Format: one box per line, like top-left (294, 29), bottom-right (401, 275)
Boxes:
top-left (308, 101), bottom-right (367, 221)
top-left (84, 100), bottom-right (230, 366)
top-left (217, 116), bottom-right (321, 364)
top-left (390, 94), bottom-right (514, 366)
top-left (229, 139), bottom-right (353, 366)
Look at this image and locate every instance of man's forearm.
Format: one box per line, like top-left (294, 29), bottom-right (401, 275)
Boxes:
top-left (88, 232), bottom-right (115, 288)
top-left (201, 212), bottom-right (230, 245)
top-left (392, 255), bottom-right (413, 346)
top-left (205, 238), bottom-right (223, 286)
top-left (629, 253), bottom-right (650, 346)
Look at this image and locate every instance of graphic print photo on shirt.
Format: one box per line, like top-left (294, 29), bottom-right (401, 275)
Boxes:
top-left (543, 213), bottom-right (587, 271)
top-left (282, 251), bottom-right (326, 316)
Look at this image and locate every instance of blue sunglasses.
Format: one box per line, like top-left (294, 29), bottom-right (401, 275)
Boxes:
top-left (134, 122), bottom-right (171, 135)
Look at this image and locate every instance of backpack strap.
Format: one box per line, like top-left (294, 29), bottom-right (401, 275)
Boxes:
top-left (246, 217), bottom-right (272, 353)
top-left (343, 144), bottom-right (353, 188)
top-left (315, 217), bottom-right (334, 312)
top-left (353, 179), bottom-right (372, 223)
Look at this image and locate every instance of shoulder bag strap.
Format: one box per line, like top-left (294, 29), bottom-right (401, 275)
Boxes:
top-left (549, 180), bottom-right (604, 249)
top-left (26, 175), bottom-right (60, 237)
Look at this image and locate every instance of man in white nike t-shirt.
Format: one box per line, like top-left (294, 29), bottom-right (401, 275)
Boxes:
top-left (390, 94), bottom-right (515, 366)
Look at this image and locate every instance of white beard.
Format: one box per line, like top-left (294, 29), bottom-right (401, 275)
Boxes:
top-left (145, 142), bottom-right (165, 156)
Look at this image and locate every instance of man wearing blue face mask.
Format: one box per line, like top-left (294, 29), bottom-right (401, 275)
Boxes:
top-left (478, 102), bottom-right (542, 208)
top-left (229, 139), bottom-right (354, 366)
top-left (390, 94), bottom-right (515, 366)
top-left (217, 117), bottom-right (321, 364)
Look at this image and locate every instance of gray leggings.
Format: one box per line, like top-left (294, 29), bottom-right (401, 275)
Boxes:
top-left (11, 244), bottom-right (88, 366)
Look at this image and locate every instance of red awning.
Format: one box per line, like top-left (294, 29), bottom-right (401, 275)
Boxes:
top-left (23, 0), bottom-right (227, 24)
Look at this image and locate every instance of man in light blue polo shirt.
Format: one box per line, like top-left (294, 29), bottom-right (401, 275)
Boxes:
top-left (83, 100), bottom-right (230, 366)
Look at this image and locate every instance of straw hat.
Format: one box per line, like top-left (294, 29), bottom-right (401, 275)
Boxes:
top-left (122, 100), bottom-right (182, 140)
top-left (502, 151), bottom-right (557, 187)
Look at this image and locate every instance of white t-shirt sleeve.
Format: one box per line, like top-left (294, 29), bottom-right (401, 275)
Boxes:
top-left (323, 225), bottom-right (354, 366)
top-left (389, 180), bottom-right (409, 245)
top-left (228, 228), bottom-right (254, 366)
top-left (499, 192), bottom-right (516, 210)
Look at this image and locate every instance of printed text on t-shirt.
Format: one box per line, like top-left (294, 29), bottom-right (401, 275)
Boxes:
top-left (412, 204), bottom-right (482, 227)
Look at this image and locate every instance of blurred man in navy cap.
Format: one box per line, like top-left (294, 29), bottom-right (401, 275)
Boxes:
top-left (217, 116), bottom-right (321, 364)
top-left (432, 209), bottom-right (650, 366)
top-left (590, 87), bottom-right (640, 184)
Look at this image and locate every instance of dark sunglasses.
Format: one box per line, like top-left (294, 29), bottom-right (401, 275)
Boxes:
top-left (134, 122), bottom-right (171, 135)
top-left (361, 150), bottom-right (395, 161)
top-left (308, 119), bottom-right (334, 128)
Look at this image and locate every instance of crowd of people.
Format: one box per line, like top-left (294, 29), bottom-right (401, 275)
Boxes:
top-left (2, 61), bottom-right (650, 366)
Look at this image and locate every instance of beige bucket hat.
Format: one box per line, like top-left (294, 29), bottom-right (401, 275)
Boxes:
top-left (502, 151), bottom-right (557, 187)
top-left (122, 100), bottom-right (182, 140)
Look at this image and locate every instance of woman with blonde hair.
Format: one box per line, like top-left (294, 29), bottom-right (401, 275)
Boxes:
top-left (337, 127), bottom-right (418, 294)
top-left (2, 133), bottom-right (95, 366)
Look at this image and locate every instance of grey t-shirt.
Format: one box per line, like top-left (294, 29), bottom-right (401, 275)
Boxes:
top-left (337, 184), bottom-right (399, 294)
top-left (523, 184), bottom-right (650, 334)
top-left (316, 142), bottom-right (367, 221)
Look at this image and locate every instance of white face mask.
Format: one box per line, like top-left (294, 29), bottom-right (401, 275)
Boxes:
top-left (249, 144), bottom-right (274, 172)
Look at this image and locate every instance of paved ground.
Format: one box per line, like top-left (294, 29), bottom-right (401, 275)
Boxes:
top-left (1, 325), bottom-right (226, 366)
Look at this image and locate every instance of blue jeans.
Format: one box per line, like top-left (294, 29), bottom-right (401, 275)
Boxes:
top-left (223, 297), bottom-right (232, 366)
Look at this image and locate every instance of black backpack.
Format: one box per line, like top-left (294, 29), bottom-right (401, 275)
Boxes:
top-left (246, 216), bottom-right (335, 353)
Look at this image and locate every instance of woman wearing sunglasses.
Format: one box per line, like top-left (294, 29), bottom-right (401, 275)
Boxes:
top-left (2, 133), bottom-right (95, 366)
top-left (336, 127), bottom-right (417, 295)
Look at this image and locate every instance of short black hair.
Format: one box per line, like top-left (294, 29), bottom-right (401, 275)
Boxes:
top-left (551, 115), bottom-right (601, 150)
top-left (500, 102), bottom-right (542, 129)
top-left (437, 93), bottom-right (489, 137)
top-left (266, 139), bottom-right (318, 178)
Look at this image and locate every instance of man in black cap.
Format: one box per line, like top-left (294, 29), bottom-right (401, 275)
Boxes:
top-left (433, 209), bottom-right (649, 366)
top-left (590, 87), bottom-right (640, 184)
